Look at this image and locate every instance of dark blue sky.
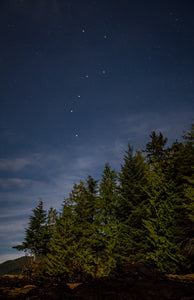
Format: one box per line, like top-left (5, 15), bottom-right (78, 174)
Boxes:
top-left (0, 0), bottom-right (194, 262)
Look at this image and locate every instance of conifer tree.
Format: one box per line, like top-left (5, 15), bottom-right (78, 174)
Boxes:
top-left (143, 164), bottom-right (182, 273)
top-left (46, 199), bottom-right (76, 279)
top-left (117, 144), bottom-right (148, 262)
top-left (45, 207), bottom-right (58, 252)
top-left (58, 178), bottom-right (100, 278)
top-left (99, 163), bottom-right (117, 224)
top-left (182, 175), bottom-right (194, 272)
top-left (97, 163), bottom-right (119, 274)
top-left (177, 123), bottom-right (194, 272)
top-left (164, 123), bottom-right (194, 272)
top-left (13, 200), bottom-right (48, 261)
top-left (74, 176), bottom-right (101, 277)
top-left (145, 131), bottom-right (168, 163)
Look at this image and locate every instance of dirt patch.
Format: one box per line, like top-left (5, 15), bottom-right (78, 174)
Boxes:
top-left (0, 264), bottom-right (194, 300)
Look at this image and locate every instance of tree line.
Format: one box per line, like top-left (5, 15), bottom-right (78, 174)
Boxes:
top-left (13, 123), bottom-right (194, 278)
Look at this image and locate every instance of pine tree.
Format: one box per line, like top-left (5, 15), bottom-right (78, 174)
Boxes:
top-left (13, 200), bottom-right (48, 261)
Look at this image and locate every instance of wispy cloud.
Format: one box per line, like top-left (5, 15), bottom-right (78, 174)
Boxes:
top-left (117, 110), bottom-right (193, 147)
top-left (0, 178), bottom-right (35, 189)
top-left (0, 110), bottom-right (193, 263)
top-left (0, 158), bottom-right (32, 172)
top-left (0, 208), bottom-right (31, 219)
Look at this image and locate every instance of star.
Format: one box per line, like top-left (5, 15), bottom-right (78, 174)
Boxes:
top-left (82, 29), bottom-right (85, 33)
top-left (70, 109), bottom-right (74, 113)
top-left (102, 69), bottom-right (107, 75)
top-left (77, 95), bottom-right (81, 98)
top-left (104, 35), bottom-right (107, 39)
top-left (85, 74), bottom-right (89, 78)
top-left (75, 134), bottom-right (79, 137)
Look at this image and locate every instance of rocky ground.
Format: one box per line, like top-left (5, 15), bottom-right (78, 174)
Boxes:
top-left (0, 263), bottom-right (194, 300)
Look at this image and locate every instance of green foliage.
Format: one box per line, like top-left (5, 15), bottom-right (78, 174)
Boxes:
top-left (117, 146), bottom-right (148, 262)
top-left (96, 163), bottom-right (119, 275)
top-left (180, 175), bottom-right (194, 272)
top-left (143, 164), bottom-right (183, 273)
top-left (46, 199), bottom-right (77, 279)
top-left (145, 131), bottom-right (168, 163)
top-left (13, 200), bottom-right (49, 261)
top-left (13, 122), bottom-right (194, 277)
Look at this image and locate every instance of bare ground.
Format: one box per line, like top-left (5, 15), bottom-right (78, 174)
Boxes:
top-left (0, 263), bottom-right (194, 300)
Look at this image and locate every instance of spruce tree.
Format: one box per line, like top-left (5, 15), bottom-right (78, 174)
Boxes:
top-left (13, 200), bottom-right (48, 261)
top-left (117, 144), bottom-right (148, 262)
top-left (178, 123), bottom-right (194, 272)
top-left (145, 131), bottom-right (168, 163)
top-left (73, 176), bottom-right (100, 277)
top-left (143, 164), bottom-right (182, 273)
top-left (164, 123), bottom-right (194, 272)
top-left (182, 175), bottom-right (194, 272)
top-left (46, 199), bottom-right (76, 279)
top-left (45, 207), bottom-right (58, 252)
top-left (97, 163), bottom-right (119, 275)
top-left (99, 163), bottom-right (117, 225)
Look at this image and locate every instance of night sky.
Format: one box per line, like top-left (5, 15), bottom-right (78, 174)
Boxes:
top-left (0, 0), bottom-right (194, 263)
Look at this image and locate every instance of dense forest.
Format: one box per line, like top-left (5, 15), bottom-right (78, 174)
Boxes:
top-left (13, 123), bottom-right (194, 279)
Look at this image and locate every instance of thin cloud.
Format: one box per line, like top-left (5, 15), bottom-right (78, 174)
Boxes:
top-left (0, 158), bottom-right (32, 172)
top-left (0, 178), bottom-right (35, 189)
top-left (1, 113), bottom-right (192, 263)
top-left (117, 110), bottom-right (193, 145)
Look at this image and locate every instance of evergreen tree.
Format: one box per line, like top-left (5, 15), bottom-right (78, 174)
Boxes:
top-left (143, 164), bottom-right (182, 273)
top-left (99, 163), bottom-right (117, 225)
top-left (45, 207), bottom-right (58, 252)
top-left (47, 206), bottom-right (58, 226)
top-left (164, 123), bottom-right (194, 272)
top-left (145, 131), bottom-right (168, 163)
top-left (182, 175), bottom-right (194, 272)
top-left (13, 200), bottom-right (48, 261)
top-left (178, 123), bottom-right (194, 272)
top-left (97, 163), bottom-right (119, 275)
top-left (117, 143), bottom-right (134, 221)
top-left (46, 199), bottom-right (76, 279)
top-left (117, 144), bottom-right (148, 262)
top-left (14, 122), bottom-right (194, 277)
top-left (72, 176), bottom-right (100, 277)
